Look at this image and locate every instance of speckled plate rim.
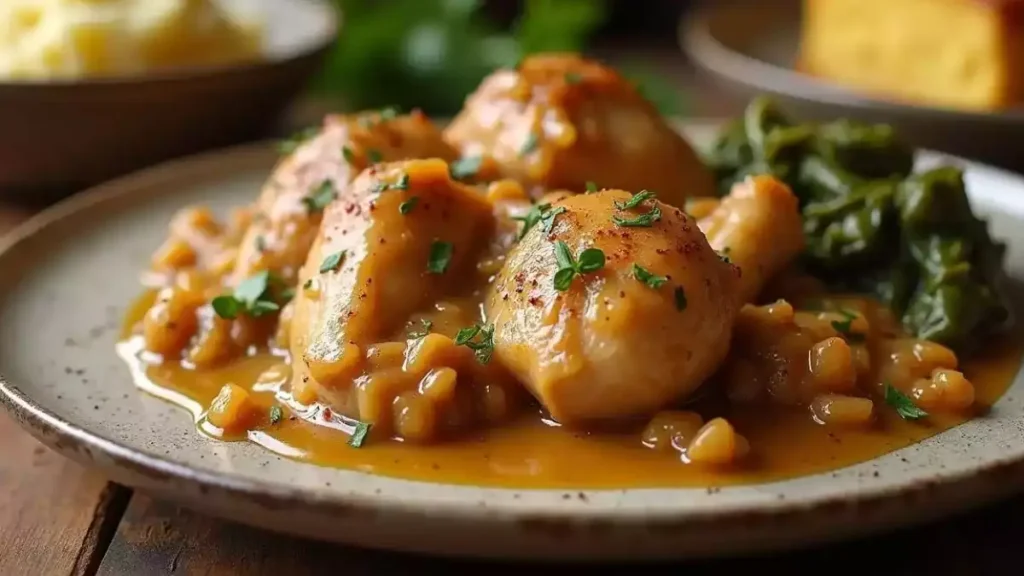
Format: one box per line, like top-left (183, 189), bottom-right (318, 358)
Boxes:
top-left (2, 124), bottom-right (1024, 560)
top-left (679, 0), bottom-right (1024, 124)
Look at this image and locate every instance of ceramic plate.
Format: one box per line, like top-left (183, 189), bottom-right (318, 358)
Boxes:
top-left (2, 124), bottom-right (1024, 561)
top-left (680, 0), bottom-right (1024, 170)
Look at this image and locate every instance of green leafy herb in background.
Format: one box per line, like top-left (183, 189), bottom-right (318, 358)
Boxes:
top-left (315, 0), bottom-right (684, 117)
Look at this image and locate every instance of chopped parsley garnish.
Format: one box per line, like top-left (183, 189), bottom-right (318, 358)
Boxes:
top-left (612, 190), bottom-right (661, 227)
top-left (427, 241), bottom-right (453, 274)
top-left (565, 72), bottom-right (583, 84)
top-left (399, 196), bottom-right (420, 214)
top-left (632, 264), bottom-right (668, 289)
top-left (512, 203), bottom-right (565, 240)
top-left (519, 132), bottom-right (539, 156)
top-left (348, 421), bottom-right (371, 448)
top-left (211, 270), bottom-right (281, 319)
top-left (319, 250), bottom-right (346, 273)
top-left (341, 146), bottom-right (356, 164)
top-left (280, 287), bottom-right (296, 302)
top-left (674, 286), bottom-right (687, 311)
top-left (454, 323), bottom-right (495, 365)
top-left (408, 318), bottom-right (433, 339)
top-left (393, 173), bottom-right (410, 190)
top-left (367, 148), bottom-right (383, 164)
top-left (450, 156), bottom-right (482, 181)
top-left (718, 247), bottom-right (732, 264)
top-left (276, 126), bottom-right (319, 155)
top-left (254, 235), bottom-right (267, 252)
top-left (614, 190), bottom-right (657, 210)
top-left (884, 382), bottom-right (928, 421)
top-left (302, 278), bottom-right (313, 290)
top-left (553, 240), bottom-right (605, 291)
top-left (379, 106), bottom-right (399, 121)
top-left (302, 180), bottom-right (336, 213)
top-left (612, 205), bottom-right (661, 227)
top-left (269, 405), bottom-right (283, 425)
top-left (830, 308), bottom-right (864, 341)
top-left (585, 181), bottom-right (598, 193)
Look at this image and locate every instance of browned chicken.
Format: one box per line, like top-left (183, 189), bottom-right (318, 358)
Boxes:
top-left (289, 159), bottom-right (496, 414)
top-left (485, 176), bottom-right (805, 425)
top-left (486, 189), bottom-right (741, 424)
top-left (230, 110), bottom-right (458, 287)
top-left (697, 175), bottom-right (806, 304)
top-left (443, 53), bottom-right (716, 207)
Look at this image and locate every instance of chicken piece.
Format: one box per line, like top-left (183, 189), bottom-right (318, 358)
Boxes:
top-left (231, 110), bottom-right (458, 287)
top-left (444, 53), bottom-right (716, 206)
top-left (289, 159), bottom-right (495, 411)
top-left (486, 189), bottom-right (741, 424)
top-left (698, 175), bottom-right (805, 304)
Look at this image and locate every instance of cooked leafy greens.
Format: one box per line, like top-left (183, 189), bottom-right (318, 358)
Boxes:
top-left (706, 96), bottom-right (1011, 355)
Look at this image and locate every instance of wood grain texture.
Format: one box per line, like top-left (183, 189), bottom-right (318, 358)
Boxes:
top-left (97, 492), bottom-right (1023, 575)
top-left (0, 207), bottom-right (132, 576)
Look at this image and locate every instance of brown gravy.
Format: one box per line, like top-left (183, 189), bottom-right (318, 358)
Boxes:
top-left (118, 290), bottom-right (1023, 489)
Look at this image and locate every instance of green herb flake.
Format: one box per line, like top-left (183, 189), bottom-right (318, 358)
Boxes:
top-left (367, 148), bottom-right (383, 164)
top-left (450, 156), bottom-right (482, 181)
top-left (269, 405), bottom-right (283, 425)
top-left (254, 235), bottom-right (267, 252)
top-left (399, 196), bottom-right (420, 215)
top-left (319, 250), bottom-right (346, 273)
top-left (302, 278), bottom-right (313, 290)
top-left (585, 181), bottom-right (598, 193)
top-left (211, 295), bottom-right (242, 319)
top-left (212, 270), bottom-right (281, 320)
top-left (565, 72), bottom-right (583, 85)
top-left (884, 382), bottom-right (928, 420)
top-left (576, 248), bottom-right (605, 273)
top-left (408, 318), bottom-right (433, 339)
top-left (830, 308), bottom-right (864, 341)
top-left (512, 203), bottom-right (565, 240)
top-left (280, 287), bottom-right (296, 302)
top-left (718, 246), bottom-right (732, 264)
top-left (519, 132), bottom-right (539, 156)
top-left (674, 286), bottom-right (688, 311)
top-left (341, 146), bottom-right (356, 164)
top-left (632, 264), bottom-right (668, 289)
top-left (392, 173), bottom-right (410, 191)
top-left (379, 106), bottom-right (399, 121)
top-left (612, 205), bottom-right (662, 227)
top-left (552, 240), bottom-right (605, 291)
top-left (454, 323), bottom-right (495, 365)
top-left (276, 126), bottom-right (319, 155)
top-left (614, 190), bottom-right (657, 210)
top-left (348, 421), bottom-right (371, 448)
top-left (302, 180), bottom-right (337, 213)
top-left (427, 241), bottom-right (454, 274)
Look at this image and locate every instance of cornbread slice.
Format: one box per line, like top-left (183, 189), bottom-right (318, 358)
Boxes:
top-left (799, 0), bottom-right (1024, 110)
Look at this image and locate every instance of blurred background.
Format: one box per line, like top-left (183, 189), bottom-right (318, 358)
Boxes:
top-left (305, 0), bottom-right (729, 118)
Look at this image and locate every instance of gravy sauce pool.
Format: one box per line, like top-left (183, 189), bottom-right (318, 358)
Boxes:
top-left (118, 290), bottom-right (1024, 489)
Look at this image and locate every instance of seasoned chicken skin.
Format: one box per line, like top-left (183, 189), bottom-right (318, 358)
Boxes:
top-left (289, 159), bottom-right (495, 410)
top-left (697, 175), bottom-right (806, 304)
top-left (231, 111), bottom-right (458, 287)
top-left (486, 190), bottom-right (740, 424)
top-left (444, 53), bottom-right (716, 206)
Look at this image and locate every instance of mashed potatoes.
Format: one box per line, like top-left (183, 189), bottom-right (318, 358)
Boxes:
top-left (0, 0), bottom-right (264, 80)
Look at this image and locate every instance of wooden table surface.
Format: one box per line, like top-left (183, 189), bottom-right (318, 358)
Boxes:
top-left (3, 52), bottom-right (1024, 575)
